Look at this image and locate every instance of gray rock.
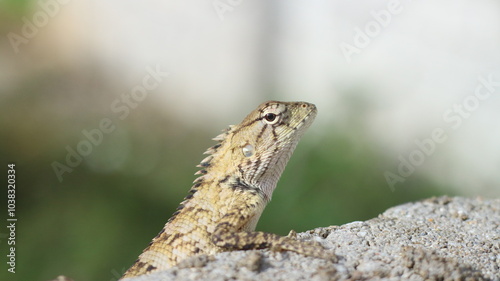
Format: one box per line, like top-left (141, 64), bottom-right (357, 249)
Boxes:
top-left (126, 196), bottom-right (500, 281)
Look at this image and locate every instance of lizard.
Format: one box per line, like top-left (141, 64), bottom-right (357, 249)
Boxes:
top-left (121, 100), bottom-right (332, 279)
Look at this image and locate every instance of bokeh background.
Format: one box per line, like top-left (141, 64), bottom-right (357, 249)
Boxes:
top-left (1, 0), bottom-right (499, 280)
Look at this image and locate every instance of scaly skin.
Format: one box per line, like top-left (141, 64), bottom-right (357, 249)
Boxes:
top-left (121, 101), bottom-right (331, 279)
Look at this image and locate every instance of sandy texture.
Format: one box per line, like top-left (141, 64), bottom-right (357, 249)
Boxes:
top-left (125, 196), bottom-right (500, 281)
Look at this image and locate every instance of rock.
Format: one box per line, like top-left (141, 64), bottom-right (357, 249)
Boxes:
top-left (124, 196), bottom-right (500, 281)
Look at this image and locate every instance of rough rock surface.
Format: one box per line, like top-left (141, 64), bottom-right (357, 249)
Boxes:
top-left (125, 196), bottom-right (500, 281)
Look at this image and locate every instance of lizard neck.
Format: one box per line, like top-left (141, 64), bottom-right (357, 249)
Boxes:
top-left (195, 150), bottom-right (272, 201)
top-left (192, 138), bottom-right (293, 203)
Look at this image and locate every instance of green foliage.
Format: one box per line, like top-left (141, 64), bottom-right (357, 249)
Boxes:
top-left (1, 0), bottom-right (33, 14)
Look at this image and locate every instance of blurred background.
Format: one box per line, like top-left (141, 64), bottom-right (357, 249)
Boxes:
top-left (1, 0), bottom-right (499, 280)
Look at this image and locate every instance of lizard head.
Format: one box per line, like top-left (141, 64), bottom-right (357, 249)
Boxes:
top-left (205, 101), bottom-right (317, 201)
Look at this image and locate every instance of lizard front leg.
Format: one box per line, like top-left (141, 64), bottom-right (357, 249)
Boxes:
top-left (211, 210), bottom-right (335, 261)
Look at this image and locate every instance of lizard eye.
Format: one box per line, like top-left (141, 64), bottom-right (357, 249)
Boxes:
top-left (263, 113), bottom-right (279, 125)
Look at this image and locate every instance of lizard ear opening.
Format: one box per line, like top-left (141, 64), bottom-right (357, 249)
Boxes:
top-left (242, 143), bottom-right (255, 157)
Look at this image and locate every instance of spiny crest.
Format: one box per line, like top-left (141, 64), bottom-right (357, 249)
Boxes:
top-left (166, 126), bottom-right (233, 224)
top-left (192, 125), bottom-right (234, 180)
top-left (191, 125), bottom-right (235, 187)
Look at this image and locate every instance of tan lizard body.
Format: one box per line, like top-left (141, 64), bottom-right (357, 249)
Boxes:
top-left (121, 101), bottom-right (331, 279)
